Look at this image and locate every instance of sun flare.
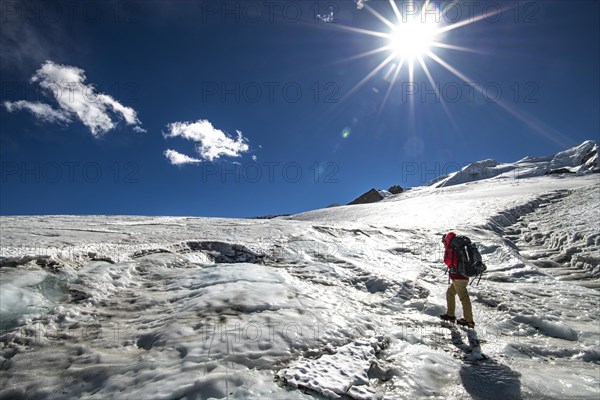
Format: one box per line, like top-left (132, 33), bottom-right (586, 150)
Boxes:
top-left (334, 0), bottom-right (506, 116)
top-left (329, 1), bottom-right (562, 145)
top-left (389, 17), bottom-right (440, 60)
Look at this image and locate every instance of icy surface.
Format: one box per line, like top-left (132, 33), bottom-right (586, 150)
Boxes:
top-left (278, 336), bottom-right (388, 399)
top-left (1, 155), bottom-right (599, 398)
top-left (505, 184), bottom-right (600, 289)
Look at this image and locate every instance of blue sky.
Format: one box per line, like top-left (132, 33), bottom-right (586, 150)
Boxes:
top-left (1, 0), bottom-right (598, 217)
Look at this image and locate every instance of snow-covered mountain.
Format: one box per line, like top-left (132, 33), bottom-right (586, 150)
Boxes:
top-left (1, 142), bottom-right (599, 399)
top-left (345, 140), bottom-right (597, 205)
top-left (429, 140), bottom-right (598, 188)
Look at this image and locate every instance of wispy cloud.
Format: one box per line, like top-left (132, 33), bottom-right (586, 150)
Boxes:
top-left (163, 149), bottom-right (202, 166)
top-left (163, 119), bottom-right (249, 163)
top-left (3, 61), bottom-right (145, 136)
top-left (3, 100), bottom-right (70, 124)
top-left (0, 2), bottom-right (70, 74)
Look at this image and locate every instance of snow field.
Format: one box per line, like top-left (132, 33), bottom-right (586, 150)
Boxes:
top-left (0, 173), bottom-right (599, 399)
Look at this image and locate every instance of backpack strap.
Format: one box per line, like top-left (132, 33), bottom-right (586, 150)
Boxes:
top-left (469, 271), bottom-right (484, 286)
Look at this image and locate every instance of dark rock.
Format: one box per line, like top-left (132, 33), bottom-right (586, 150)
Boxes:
top-left (348, 189), bottom-right (383, 205)
top-left (388, 185), bottom-right (403, 194)
top-left (545, 168), bottom-right (575, 175)
top-left (252, 214), bottom-right (292, 219)
top-left (582, 148), bottom-right (597, 165)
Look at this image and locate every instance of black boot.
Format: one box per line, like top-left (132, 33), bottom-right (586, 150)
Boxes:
top-left (456, 318), bottom-right (475, 328)
top-left (440, 314), bottom-right (456, 322)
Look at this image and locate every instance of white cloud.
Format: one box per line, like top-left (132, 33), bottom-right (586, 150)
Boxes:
top-left (163, 119), bottom-right (249, 162)
top-left (164, 149), bottom-right (202, 166)
top-left (3, 60), bottom-right (145, 136)
top-left (97, 93), bottom-right (140, 126)
top-left (3, 100), bottom-right (70, 124)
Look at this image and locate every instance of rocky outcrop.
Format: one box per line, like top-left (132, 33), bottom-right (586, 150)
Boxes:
top-left (388, 185), bottom-right (403, 194)
top-left (348, 189), bottom-right (383, 205)
top-left (348, 185), bottom-right (404, 205)
top-left (545, 168), bottom-right (576, 175)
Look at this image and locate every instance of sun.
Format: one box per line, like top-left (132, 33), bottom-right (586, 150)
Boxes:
top-left (334, 0), bottom-right (505, 113)
top-left (389, 16), bottom-right (440, 61)
top-left (328, 1), bottom-right (565, 145)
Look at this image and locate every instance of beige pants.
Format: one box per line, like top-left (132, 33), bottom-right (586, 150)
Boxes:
top-left (446, 279), bottom-right (473, 323)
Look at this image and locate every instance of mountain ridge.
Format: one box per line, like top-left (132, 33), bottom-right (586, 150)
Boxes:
top-left (429, 140), bottom-right (598, 188)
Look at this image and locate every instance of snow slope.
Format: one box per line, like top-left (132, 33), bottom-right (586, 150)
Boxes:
top-left (1, 147), bottom-right (599, 399)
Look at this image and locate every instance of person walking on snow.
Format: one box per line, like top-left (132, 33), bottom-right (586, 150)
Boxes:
top-left (440, 232), bottom-right (475, 328)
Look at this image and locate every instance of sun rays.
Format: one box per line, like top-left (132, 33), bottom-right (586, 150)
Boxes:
top-left (329, 1), bottom-right (569, 145)
top-left (339, 0), bottom-right (503, 109)
top-left (338, 2), bottom-right (508, 110)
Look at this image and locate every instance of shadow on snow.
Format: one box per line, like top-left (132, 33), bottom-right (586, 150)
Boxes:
top-left (442, 322), bottom-right (522, 400)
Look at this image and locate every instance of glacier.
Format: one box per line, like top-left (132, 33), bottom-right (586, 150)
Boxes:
top-left (0, 142), bottom-right (599, 399)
